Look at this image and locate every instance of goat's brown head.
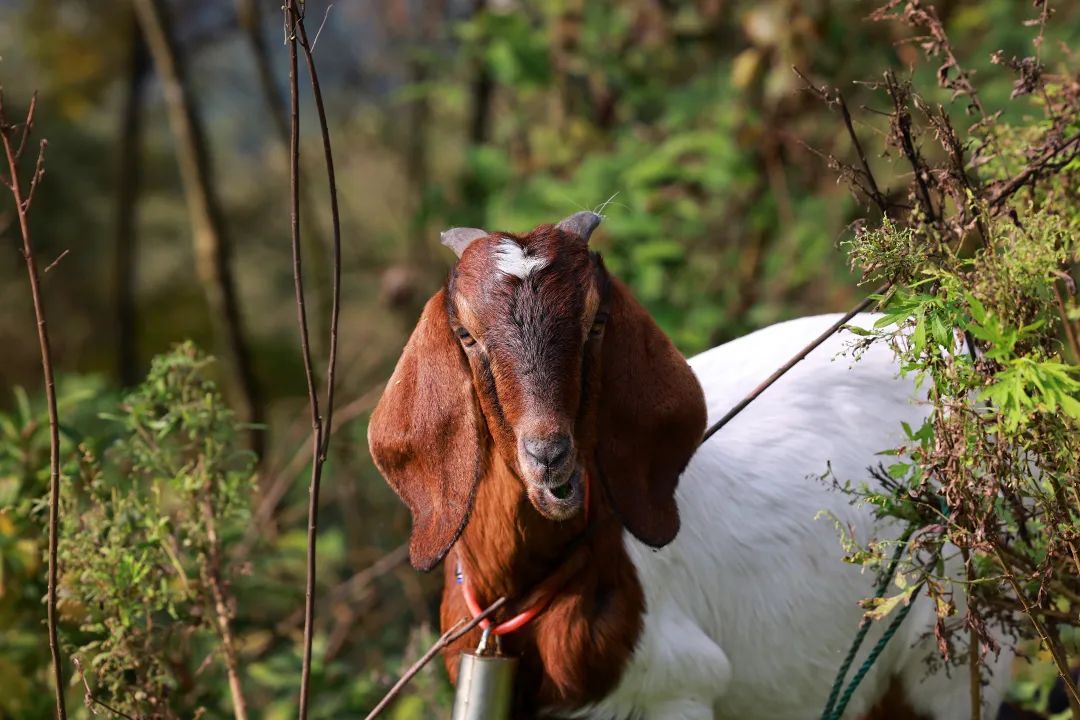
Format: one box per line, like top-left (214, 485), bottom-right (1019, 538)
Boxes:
top-left (369, 212), bottom-right (706, 570)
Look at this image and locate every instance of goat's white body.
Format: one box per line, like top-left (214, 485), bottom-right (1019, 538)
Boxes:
top-left (571, 313), bottom-right (1013, 720)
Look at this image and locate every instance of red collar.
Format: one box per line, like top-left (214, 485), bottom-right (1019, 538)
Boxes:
top-left (457, 472), bottom-right (592, 636)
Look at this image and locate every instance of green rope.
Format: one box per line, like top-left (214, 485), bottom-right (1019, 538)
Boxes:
top-left (827, 584), bottom-right (923, 720)
top-left (820, 528), bottom-right (915, 720)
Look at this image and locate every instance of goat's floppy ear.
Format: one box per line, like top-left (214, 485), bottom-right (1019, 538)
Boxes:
top-left (596, 278), bottom-right (706, 547)
top-left (368, 288), bottom-right (484, 571)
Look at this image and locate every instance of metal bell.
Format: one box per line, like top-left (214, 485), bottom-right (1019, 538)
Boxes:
top-left (451, 629), bottom-right (517, 720)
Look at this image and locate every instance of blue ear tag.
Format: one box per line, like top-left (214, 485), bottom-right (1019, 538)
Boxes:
top-left (455, 559), bottom-right (464, 585)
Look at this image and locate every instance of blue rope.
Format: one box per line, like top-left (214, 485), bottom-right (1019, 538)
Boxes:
top-left (820, 528), bottom-right (915, 720)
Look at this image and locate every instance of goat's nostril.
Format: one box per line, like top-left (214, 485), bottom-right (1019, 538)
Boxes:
top-left (523, 434), bottom-right (571, 469)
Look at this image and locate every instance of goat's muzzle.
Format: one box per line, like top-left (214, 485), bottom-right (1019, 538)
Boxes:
top-left (520, 433), bottom-right (583, 520)
top-left (525, 467), bottom-right (584, 521)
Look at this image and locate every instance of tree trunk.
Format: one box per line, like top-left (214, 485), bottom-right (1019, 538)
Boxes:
top-left (403, 0), bottom-right (444, 266)
top-left (133, 0), bottom-right (265, 457)
top-left (235, 0), bottom-right (332, 357)
top-left (461, 0), bottom-right (494, 227)
top-left (115, 11), bottom-right (149, 387)
top-left (468, 0), bottom-right (493, 148)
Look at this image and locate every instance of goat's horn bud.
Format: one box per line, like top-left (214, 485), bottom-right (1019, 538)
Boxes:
top-left (555, 211), bottom-right (602, 242)
top-left (440, 227), bottom-right (489, 258)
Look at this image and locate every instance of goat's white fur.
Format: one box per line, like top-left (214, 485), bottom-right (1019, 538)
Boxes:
top-left (567, 313), bottom-right (1013, 720)
top-left (494, 238), bottom-right (549, 278)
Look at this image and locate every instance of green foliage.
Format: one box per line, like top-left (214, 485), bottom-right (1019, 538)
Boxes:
top-left (830, 15), bottom-right (1080, 706)
top-left (59, 343), bottom-right (255, 717)
top-left (3, 0), bottom-right (1080, 717)
top-left (0, 376), bottom-right (115, 719)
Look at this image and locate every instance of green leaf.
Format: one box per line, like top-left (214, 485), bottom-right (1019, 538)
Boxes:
top-left (13, 387), bottom-right (31, 425)
top-left (966, 292), bottom-right (987, 324)
top-left (887, 462), bottom-right (910, 480)
top-left (1057, 392), bottom-right (1080, 420)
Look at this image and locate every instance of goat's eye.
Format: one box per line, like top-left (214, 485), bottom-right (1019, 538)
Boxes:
top-left (588, 312), bottom-right (608, 339)
top-left (456, 327), bottom-right (476, 347)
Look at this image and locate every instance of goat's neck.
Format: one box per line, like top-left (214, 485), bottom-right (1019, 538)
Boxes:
top-left (444, 452), bottom-right (644, 712)
top-left (455, 455), bottom-right (591, 606)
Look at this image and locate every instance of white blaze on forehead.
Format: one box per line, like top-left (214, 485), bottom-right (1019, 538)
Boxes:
top-left (493, 238), bottom-right (548, 279)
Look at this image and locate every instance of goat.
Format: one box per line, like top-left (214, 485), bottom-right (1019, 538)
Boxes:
top-left (368, 212), bottom-right (1013, 719)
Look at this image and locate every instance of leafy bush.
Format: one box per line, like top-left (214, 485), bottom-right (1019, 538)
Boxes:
top-left (59, 343), bottom-right (255, 718)
top-left (0, 376), bottom-right (115, 718)
top-left (820, 1), bottom-right (1080, 712)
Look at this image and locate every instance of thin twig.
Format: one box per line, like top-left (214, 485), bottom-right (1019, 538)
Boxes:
top-left (337, 544), bottom-right (410, 599)
top-left (363, 603), bottom-right (506, 720)
top-left (793, 67), bottom-right (889, 216)
top-left (241, 385), bottom-right (383, 555)
top-left (73, 657), bottom-right (137, 720)
top-left (283, 1), bottom-right (343, 717)
top-left (986, 132), bottom-right (1080, 210)
top-left (963, 548), bottom-right (981, 720)
top-left (234, 0), bottom-right (335, 362)
top-left (286, 5), bottom-right (321, 715)
top-left (13, 92), bottom-right (36, 160)
top-left (992, 545), bottom-right (1080, 714)
top-left (310, 4), bottom-right (333, 53)
top-left (295, 13), bottom-right (342, 461)
top-left (44, 249), bottom-right (70, 273)
top-left (200, 491), bottom-right (250, 720)
top-left (22, 141), bottom-right (47, 210)
top-left (885, 71), bottom-right (936, 224)
top-left (0, 91), bottom-right (68, 720)
top-left (1053, 282), bottom-right (1080, 365)
top-left (278, 543), bottom-right (409, 632)
top-left (701, 285), bottom-right (889, 443)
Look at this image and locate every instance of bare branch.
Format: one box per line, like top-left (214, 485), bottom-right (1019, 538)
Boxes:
top-left (21, 139), bottom-right (47, 212)
top-left (0, 90), bottom-right (68, 720)
top-left (884, 71), bottom-right (936, 224)
top-left (73, 657), bottom-right (136, 720)
top-left (283, 0), bottom-right (344, 716)
top-left (986, 132), bottom-right (1080, 210)
top-left (243, 383), bottom-right (383, 554)
top-left (15, 92), bottom-right (38, 161)
top-left (793, 67), bottom-right (889, 216)
top-left (295, 12), bottom-right (343, 461)
top-left (44, 249), bottom-right (70, 274)
top-left (200, 490), bottom-right (250, 720)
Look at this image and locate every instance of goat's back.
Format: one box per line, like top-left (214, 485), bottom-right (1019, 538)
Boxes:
top-left (579, 314), bottom-right (1013, 720)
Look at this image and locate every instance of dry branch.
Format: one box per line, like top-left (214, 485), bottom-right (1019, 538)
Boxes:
top-left (200, 492), bottom-right (250, 720)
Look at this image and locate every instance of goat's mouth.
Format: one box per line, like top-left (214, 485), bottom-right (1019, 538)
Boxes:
top-left (526, 469), bottom-right (584, 521)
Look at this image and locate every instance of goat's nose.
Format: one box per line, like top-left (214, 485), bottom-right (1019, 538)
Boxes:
top-left (522, 434), bottom-right (571, 469)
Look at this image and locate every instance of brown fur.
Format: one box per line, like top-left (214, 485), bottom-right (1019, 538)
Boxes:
top-left (862, 677), bottom-right (931, 720)
top-left (369, 220), bottom-right (707, 716)
top-left (440, 459), bottom-right (644, 716)
top-left (368, 288), bottom-right (486, 571)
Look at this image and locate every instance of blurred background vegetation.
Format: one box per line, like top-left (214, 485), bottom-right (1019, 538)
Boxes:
top-left (1, 0), bottom-right (1079, 717)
